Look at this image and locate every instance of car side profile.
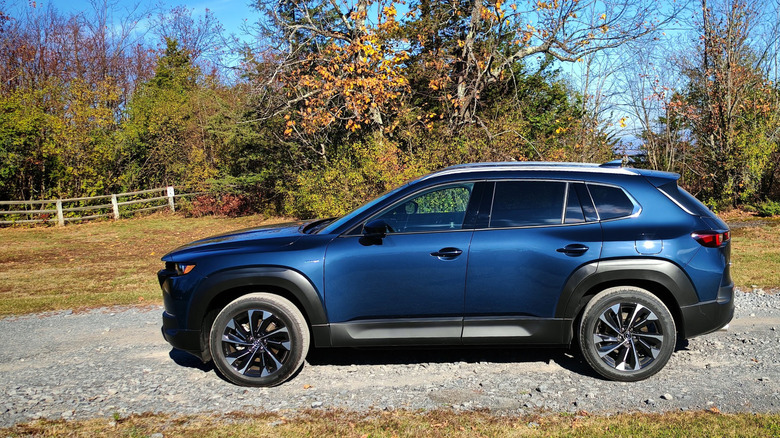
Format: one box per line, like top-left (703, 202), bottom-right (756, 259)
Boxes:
top-left (159, 161), bottom-right (734, 386)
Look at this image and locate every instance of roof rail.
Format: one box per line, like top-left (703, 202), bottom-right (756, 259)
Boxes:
top-left (600, 157), bottom-right (634, 168)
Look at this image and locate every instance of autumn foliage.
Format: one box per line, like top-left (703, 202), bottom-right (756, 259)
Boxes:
top-left (1, 0), bottom-right (779, 217)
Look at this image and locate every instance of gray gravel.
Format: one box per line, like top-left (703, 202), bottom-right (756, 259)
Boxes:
top-left (1, 288), bottom-right (778, 426)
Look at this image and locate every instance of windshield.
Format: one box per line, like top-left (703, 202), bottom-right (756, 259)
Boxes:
top-left (317, 182), bottom-right (412, 234)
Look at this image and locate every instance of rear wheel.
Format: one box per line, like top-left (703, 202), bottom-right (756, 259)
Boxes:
top-left (209, 293), bottom-right (309, 387)
top-left (579, 287), bottom-right (676, 381)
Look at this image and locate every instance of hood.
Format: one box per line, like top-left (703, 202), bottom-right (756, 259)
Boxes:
top-left (162, 221), bottom-right (306, 260)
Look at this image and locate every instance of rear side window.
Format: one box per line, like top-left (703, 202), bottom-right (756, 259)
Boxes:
top-left (490, 181), bottom-right (566, 227)
top-left (588, 184), bottom-right (636, 220)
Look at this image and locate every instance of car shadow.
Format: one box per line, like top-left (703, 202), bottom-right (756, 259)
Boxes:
top-left (169, 339), bottom-right (692, 383)
top-left (169, 348), bottom-right (213, 372)
top-left (306, 345), bottom-right (601, 379)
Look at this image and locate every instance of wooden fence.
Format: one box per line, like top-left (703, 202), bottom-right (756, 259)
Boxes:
top-left (0, 187), bottom-right (194, 226)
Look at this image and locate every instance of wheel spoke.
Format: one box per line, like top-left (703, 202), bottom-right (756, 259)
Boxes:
top-left (615, 344), bottom-right (632, 370)
top-left (247, 310), bottom-right (261, 337)
top-left (255, 311), bottom-right (274, 335)
top-left (227, 318), bottom-right (250, 340)
top-left (627, 303), bottom-right (645, 329)
top-left (636, 338), bottom-right (661, 359)
top-left (599, 306), bottom-right (622, 334)
top-left (222, 332), bottom-right (252, 346)
top-left (266, 338), bottom-right (291, 351)
top-left (593, 333), bottom-right (620, 344)
top-left (226, 348), bottom-right (255, 374)
top-left (634, 332), bottom-right (664, 343)
top-left (627, 338), bottom-right (641, 370)
top-left (260, 349), bottom-right (284, 377)
top-left (597, 341), bottom-right (625, 358)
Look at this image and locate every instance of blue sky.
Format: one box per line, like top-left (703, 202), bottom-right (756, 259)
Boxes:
top-left (26, 0), bottom-right (260, 39)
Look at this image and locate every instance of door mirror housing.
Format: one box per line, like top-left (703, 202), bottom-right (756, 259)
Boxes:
top-left (363, 219), bottom-right (390, 239)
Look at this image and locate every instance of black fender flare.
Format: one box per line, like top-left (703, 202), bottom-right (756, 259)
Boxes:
top-left (187, 266), bottom-right (328, 331)
top-left (555, 258), bottom-right (699, 320)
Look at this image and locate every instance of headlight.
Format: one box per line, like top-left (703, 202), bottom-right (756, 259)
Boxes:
top-left (175, 263), bottom-right (196, 275)
top-left (166, 262), bottom-right (195, 275)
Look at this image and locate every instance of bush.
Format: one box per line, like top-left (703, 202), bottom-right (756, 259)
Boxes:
top-left (757, 200), bottom-right (780, 217)
top-left (189, 194), bottom-right (253, 217)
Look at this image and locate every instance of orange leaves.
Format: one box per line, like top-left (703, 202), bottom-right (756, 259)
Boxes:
top-left (281, 34), bottom-right (410, 137)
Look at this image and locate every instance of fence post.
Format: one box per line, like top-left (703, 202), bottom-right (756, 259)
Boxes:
top-left (111, 194), bottom-right (120, 220)
top-left (56, 200), bottom-right (64, 226)
top-left (167, 186), bottom-right (175, 212)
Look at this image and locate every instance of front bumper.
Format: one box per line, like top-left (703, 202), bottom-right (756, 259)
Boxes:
top-left (679, 283), bottom-right (735, 338)
top-left (161, 310), bottom-right (203, 359)
top-left (159, 268), bottom-right (206, 361)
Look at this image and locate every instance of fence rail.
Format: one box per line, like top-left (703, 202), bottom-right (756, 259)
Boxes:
top-left (0, 187), bottom-right (194, 226)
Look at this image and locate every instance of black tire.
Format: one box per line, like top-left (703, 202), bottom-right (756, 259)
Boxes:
top-left (209, 293), bottom-right (309, 387)
top-left (578, 287), bottom-right (676, 382)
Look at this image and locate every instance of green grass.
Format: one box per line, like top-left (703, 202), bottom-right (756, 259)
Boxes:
top-left (2, 410), bottom-right (778, 437)
top-left (729, 217), bottom-right (780, 288)
top-left (0, 213), bottom-right (777, 317)
top-left (0, 213), bottom-right (292, 316)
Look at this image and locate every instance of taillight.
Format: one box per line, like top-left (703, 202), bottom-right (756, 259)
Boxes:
top-left (691, 231), bottom-right (730, 248)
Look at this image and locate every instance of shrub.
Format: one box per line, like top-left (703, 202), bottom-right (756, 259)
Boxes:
top-left (190, 194), bottom-right (252, 217)
top-left (757, 200), bottom-right (780, 217)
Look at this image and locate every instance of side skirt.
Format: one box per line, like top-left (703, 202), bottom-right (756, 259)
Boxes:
top-left (327, 317), bottom-right (573, 347)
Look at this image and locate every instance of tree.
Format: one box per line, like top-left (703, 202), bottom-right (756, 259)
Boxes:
top-left (672, 0), bottom-right (779, 205)
top-left (121, 38), bottom-right (216, 189)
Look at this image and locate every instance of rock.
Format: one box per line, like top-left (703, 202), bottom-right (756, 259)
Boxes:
top-left (311, 401), bottom-right (323, 408)
top-left (149, 433), bottom-right (163, 438)
top-left (661, 393), bottom-right (674, 400)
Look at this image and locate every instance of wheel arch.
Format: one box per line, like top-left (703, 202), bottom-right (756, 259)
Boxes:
top-left (188, 266), bottom-right (330, 360)
top-left (556, 259), bottom-right (698, 338)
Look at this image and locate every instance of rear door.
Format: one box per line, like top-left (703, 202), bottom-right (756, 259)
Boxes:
top-left (463, 180), bottom-right (603, 344)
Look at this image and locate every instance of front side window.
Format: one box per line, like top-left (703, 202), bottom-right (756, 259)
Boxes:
top-left (372, 183), bottom-right (475, 233)
top-left (490, 181), bottom-right (566, 228)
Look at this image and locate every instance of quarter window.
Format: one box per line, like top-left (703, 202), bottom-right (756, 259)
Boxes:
top-left (588, 184), bottom-right (636, 220)
top-left (490, 181), bottom-right (566, 228)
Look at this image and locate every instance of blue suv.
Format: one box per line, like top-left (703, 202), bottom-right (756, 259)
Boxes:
top-left (159, 161), bottom-right (734, 386)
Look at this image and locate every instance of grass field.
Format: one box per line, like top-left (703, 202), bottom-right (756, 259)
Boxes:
top-left (0, 212), bottom-right (778, 317)
top-left (0, 213), bottom-right (291, 316)
top-left (3, 409), bottom-right (778, 437)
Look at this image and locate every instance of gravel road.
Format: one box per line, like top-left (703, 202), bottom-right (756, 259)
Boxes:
top-left (1, 289), bottom-right (778, 427)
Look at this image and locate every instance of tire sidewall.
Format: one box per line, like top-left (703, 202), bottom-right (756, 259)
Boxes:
top-left (209, 293), bottom-right (309, 387)
top-left (579, 287), bottom-right (676, 382)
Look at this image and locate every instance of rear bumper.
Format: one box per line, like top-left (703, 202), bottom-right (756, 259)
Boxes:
top-left (679, 283), bottom-right (735, 338)
top-left (161, 310), bottom-right (204, 360)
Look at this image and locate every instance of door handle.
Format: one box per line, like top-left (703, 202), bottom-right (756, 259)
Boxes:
top-left (556, 244), bottom-right (589, 256)
top-left (430, 247), bottom-right (463, 259)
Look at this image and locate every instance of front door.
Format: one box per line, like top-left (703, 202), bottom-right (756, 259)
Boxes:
top-left (323, 182), bottom-right (480, 346)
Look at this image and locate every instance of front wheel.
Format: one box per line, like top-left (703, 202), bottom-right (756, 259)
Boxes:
top-left (578, 287), bottom-right (676, 382)
top-left (209, 293), bottom-right (310, 387)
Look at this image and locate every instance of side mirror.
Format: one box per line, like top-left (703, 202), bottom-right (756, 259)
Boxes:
top-left (363, 219), bottom-right (390, 239)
